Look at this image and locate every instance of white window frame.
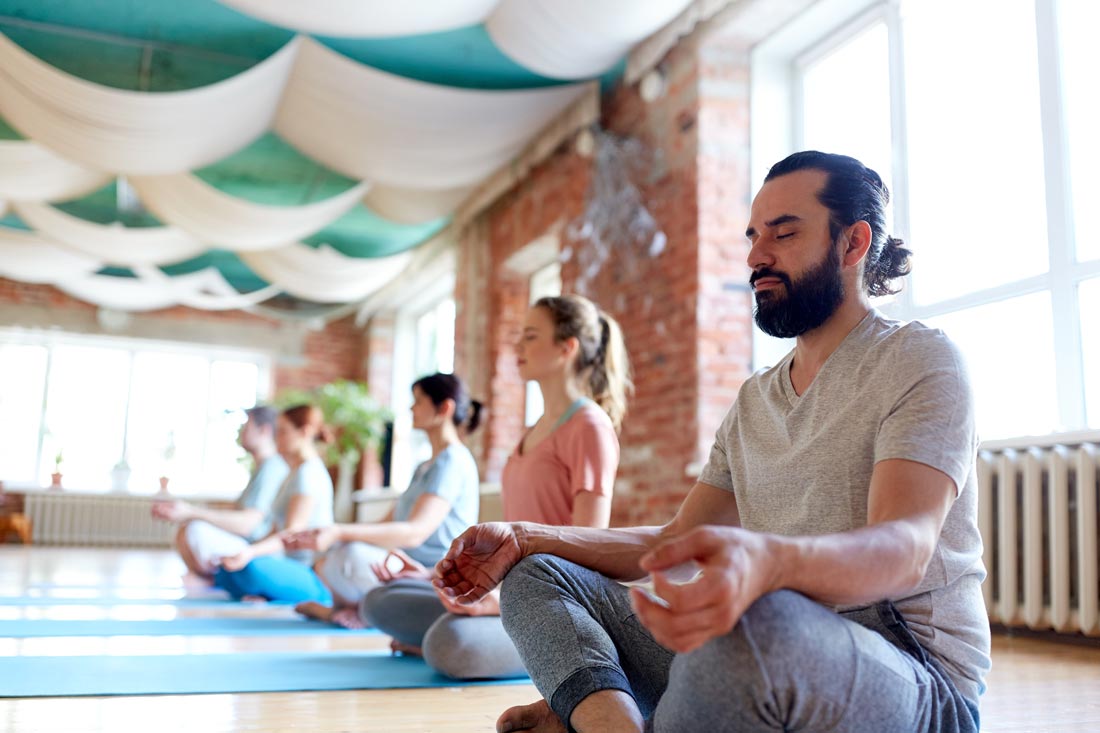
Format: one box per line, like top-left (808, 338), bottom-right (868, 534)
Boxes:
top-left (750, 0), bottom-right (1097, 433)
top-left (389, 273), bottom-right (456, 493)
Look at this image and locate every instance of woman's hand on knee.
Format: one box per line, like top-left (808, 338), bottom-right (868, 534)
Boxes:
top-left (371, 549), bottom-right (429, 583)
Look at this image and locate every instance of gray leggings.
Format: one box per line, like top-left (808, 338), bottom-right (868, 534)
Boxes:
top-left (361, 579), bottom-right (526, 679)
top-left (500, 554), bottom-right (980, 733)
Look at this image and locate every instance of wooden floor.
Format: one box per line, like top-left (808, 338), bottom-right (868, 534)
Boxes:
top-left (1, 547), bottom-right (1098, 732)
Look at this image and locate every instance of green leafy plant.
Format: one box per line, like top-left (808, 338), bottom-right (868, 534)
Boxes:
top-left (275, 380), bottom-right (391, 468)
top-left (53, 449), bottom-right (64, 473)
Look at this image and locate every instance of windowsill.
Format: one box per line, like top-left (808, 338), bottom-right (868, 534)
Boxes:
top-left (1, 483), bottom-right (239, 504)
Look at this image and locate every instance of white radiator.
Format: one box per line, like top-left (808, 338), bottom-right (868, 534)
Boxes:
top-left (978, 434), bottom-right (1100, 636)
top-left (23, 492), bottom-right (175, 547)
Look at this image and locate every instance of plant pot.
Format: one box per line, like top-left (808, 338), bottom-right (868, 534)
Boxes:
top-left (50, 472), bottom-right (63, 489)
top-left (111, 463), bottom-right (132, 492)
top-left (158, 476), bottom-right (170, 493)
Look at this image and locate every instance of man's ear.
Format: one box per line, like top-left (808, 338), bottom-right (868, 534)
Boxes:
top-left (843, 220), bottom-right (873, 267)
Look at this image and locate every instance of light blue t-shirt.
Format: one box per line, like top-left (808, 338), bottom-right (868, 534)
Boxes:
top-left (268, 456), bottom-right (335, 562)
top-left (236, 455), bottom-right (290, 542)
top-left (395, 443), bottom-right (480, 567)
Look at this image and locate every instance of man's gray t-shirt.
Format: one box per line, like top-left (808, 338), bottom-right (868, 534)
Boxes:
top-left (699, 310), bottom-right (991, 703)
top-left (236, 455), bottom-right (290, 542)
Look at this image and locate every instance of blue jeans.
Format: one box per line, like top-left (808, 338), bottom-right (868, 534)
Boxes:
top-left (500, 554), bottom-right (980, 733)
top-left (214, 555), bottom-right (332, 603)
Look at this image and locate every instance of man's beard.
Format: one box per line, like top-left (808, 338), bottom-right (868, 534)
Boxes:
top-left (752, 243), bottom-right (844, 338)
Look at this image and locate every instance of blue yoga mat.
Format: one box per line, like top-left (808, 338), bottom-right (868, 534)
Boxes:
top-left (0, 650), bottom-right (531, 697)
top-left (1, 595), bottom-right (241, 607)
top-left (0, 617), bottom-right (378, 637)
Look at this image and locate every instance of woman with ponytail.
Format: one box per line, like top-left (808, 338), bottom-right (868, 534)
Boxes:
top-left (285, 373), bottom-right (483, 625)
top-left (361, 294), bottom-right (632, 679)
top-left (213, 404), bottom-right (336, 601)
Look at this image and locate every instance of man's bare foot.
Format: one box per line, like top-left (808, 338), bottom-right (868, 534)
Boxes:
top-left (389, 639), bottom-right (422, 656)
top-left (329, 607), bottom-right (366, 629)
top-left (496, 699), bottom-right (567, 733)
top-left (295, 601), bottom-right (335, 622)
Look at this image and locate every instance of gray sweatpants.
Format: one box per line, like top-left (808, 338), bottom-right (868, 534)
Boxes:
top-left (361, 579), bottom-right (526, 679)
top-left (500, 554), bottom-right (980, 733)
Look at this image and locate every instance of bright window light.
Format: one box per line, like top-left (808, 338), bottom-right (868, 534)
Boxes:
top-left (903, 0), bottom-right (1049, 305)
top-left (0, 344), bottom-right (48, 483)
top-left (1060, 0), bottom-right (1099, 263)
top-left (801, 20), bottom-right (893, 184)
top-left (925, 292), bottom-right (1059, 440)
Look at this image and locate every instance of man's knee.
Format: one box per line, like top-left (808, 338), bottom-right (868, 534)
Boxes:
top-left (660, 591), bottom-right (845, 722)
top-left (499, 553), bottom-right (578, 622)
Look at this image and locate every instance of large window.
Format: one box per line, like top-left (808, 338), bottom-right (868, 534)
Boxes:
top-left (752, 0), bottom-right (1099, 439)
top-left (389, 291), bottom-right (457, 492)
top-left (0, 330), bottom-right (270, 497)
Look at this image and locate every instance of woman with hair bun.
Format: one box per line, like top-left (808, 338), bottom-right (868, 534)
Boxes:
top-left (213, 404), bottom-right (336, 602)
top-left (285, 372), bottom-right (484, 624)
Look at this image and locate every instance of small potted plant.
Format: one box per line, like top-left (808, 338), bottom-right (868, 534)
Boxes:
top-left (50, 450), bottom-right (64, 489)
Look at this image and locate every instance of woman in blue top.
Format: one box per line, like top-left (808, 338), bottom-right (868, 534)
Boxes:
top-left (286, 373), bottom-right (482, 626)
top-left (213, 403), bottom-right (336, 602)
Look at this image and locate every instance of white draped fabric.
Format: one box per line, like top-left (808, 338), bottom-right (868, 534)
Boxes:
top-left (0, 34), bottom-right (300, 175)
top-left (55, 268), bottom-right (278, 312)
top-left (12, 201), bottom-right (207, 266)
top-left (130, 173), bottom-right (369, 251)
top-left (274, 39), bottom-right (587, 189)
top-left (0, 227), bottom-right (102, 283)
top-left (216, 0), bottom-right (499, 38)
top-left (363, 184), bottom-right (470, 224)
top-left (130, 265), bottom-right (282, 311)
top-left (0, 140), bottom-right (112, 202)
top-left (242, 244), bottom-right (411, 303)
top-left (0, 1), bottom-right (693, 312)
top-left (486, 0), bottom-right (694, 79)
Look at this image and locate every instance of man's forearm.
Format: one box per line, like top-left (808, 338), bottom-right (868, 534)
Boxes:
top-left (773, 519), bottom-right (937, 607)
top-left (514, 523), bottom-right (666, 582)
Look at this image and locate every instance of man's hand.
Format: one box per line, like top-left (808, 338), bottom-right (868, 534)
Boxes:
top-left (371, 549), bottom-right (430, 583)
top-left (282, 525), bottom-right (340, 553)
top-left (151, 500), bottom-right (194, 523)
top-left (629, 526), bottom-right (782, 654)
top-left (432, 522), bottom-right (524, 604)
top-left (220, 547), bottom-right (254, 573)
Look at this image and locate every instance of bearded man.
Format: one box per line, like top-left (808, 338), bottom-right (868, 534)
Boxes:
top-left (435, 151), bottom-right (989, 733)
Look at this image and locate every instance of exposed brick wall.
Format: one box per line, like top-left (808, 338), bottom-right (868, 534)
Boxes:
top-left (453, 30), bottom-right (756, 527)
top-left (459, 153), bottom-right (592, 481)
top-left (362, 314), bottom-right (396, 406)
top-left (272, 314), bottom-right (366, 395)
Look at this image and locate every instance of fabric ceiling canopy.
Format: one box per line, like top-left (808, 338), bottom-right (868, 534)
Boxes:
top-left (0, 0), bottom-right (693, 314)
